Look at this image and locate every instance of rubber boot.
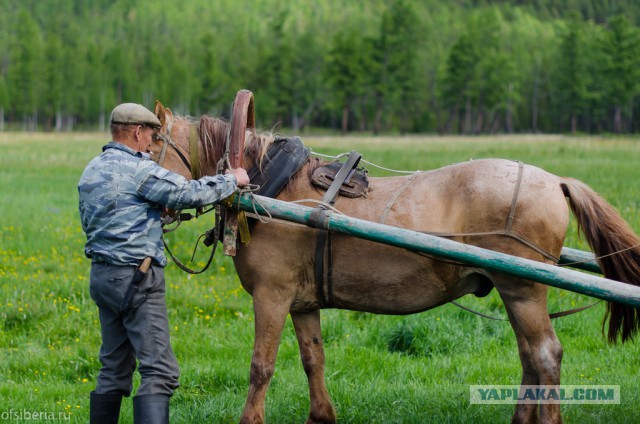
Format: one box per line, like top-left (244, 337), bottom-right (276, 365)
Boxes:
top-left (90, 391), bottom-right (122, 424)
top-left (133, 394), bottom-right (170, 424)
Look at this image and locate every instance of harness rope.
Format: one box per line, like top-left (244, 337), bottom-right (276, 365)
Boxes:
top-left (377, 161), bottom-right (559, 262)
top-left (305, 153), bottom-right (602, 320)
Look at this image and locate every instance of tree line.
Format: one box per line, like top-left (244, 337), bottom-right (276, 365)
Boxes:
top-left (1, 0), bottom-right (640, 134)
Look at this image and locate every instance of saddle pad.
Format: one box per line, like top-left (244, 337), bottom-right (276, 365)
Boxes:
top-left (311, 161), bottom-right (369, 198)
top-left (248, 136), bottom-right (310, 199)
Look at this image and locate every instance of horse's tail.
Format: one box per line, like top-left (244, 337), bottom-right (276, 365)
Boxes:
top-left (561, 177), bottom-right (640, 343)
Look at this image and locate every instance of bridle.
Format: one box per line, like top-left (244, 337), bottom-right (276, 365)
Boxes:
top-left (153, 117), bottom-right (201, 180)
top-left (150, 90), bottom-right (255, 272)
top-left (150, 113), bottom-right (221, 274)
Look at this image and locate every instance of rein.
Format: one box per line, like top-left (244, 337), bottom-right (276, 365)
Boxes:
top-left (451, 299), bottom-right (602, 321)
top-left (154, 123), bottom-right (200, 179)
top-left (151, 90), bottom-right (255, 272)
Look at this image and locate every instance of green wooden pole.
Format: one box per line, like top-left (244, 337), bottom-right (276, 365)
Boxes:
top-left (559, 247), bottom-right (600, 274)
top-left (236, 193), bottom-right (640, 308)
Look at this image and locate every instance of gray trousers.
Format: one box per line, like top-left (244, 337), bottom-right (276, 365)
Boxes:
top-left (89, 262), bottom-right (180, 396)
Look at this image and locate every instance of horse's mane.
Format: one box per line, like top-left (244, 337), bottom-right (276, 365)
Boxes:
top-left (193, 115), bottom-right (327, 194)
top-left (197, 115), bottom-right (227, 169)
top-left (306, 157), bottom-right (325, 178)
top-left (197, 115), bottom-right (275, 171)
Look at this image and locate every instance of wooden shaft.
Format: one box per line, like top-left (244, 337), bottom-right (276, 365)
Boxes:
top-left (237, 193), bottom-right (640, 308)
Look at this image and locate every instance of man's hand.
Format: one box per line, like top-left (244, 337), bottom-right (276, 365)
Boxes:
top-left (227, 168), bottom-right (250, 187)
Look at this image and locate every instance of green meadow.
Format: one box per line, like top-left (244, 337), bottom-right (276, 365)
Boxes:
top-left (1, 132), bottom-right (639, 423)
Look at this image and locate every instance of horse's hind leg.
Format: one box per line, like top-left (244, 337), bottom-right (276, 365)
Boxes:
top-left (508, 309), bottom-right (540, 423)
top-left (497, 278), bottom-right (563, 424)
top-left (240, 285), bottom-right (294, 424)
top-left (291, 310), bottom-right (337, 424)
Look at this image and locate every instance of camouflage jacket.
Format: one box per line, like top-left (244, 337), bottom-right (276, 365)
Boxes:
top-left (78, 142), bottom-right (237, 266)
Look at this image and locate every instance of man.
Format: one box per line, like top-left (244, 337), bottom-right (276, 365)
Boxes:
top-left (78, 103), bottom-right (249, 424)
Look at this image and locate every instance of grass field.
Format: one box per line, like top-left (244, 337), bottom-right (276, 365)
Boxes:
top-left (1, 132), bottom-right (639, 423)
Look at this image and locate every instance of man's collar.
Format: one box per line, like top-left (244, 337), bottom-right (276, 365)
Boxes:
top-left (103, 141), bottom-right (150, 159)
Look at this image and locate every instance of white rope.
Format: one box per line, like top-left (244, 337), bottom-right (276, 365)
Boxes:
top-left (290, 199), bottom-right (346, 215)
top-left (380, 171), bottom-right (422, 224)
top-left (309, 149), bottom-right (416, 175)
top-left (241, 197), bottom-right (347, 227)
top-left (310, 151), bottom-right (348, 159)
top-left (360, 159), bottom-right (416, 174)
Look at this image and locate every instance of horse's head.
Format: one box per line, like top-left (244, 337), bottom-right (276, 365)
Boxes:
top-left (149, 101), bottom-right (194, 179)
top-left (149, 101), bottom-right (273, 180)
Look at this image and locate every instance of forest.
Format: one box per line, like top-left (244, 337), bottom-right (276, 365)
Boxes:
top-left (1, 0), bottom-right (640, 134)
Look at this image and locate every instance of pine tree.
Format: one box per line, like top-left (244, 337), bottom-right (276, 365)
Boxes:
top-left (254, 10), bottom-right (295, 127)
top-left (7, 10), bottom-right (43, 130)
top-left (288, 28), bottom-right (325, 132)
top-left (0, 76), bottom-right (8, 131)
top-left (197, 31), bottom-right (226, 115)
top-left (371, 0), bottom-right (420, 133)
top-left (601, 15), bottom-right (640, 133)
top-left (443, 33), bottom-right (479, 133)
top-left (324, 28), bottom-right (371, 133)
top-left (556, 15), bottom-right (592, 133)
top-left (44, 34), bottom-right (65, 131)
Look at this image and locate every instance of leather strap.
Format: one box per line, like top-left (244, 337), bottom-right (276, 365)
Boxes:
top-left (313, 151), bottom-right (362, 308)
top-left (309, 208), bottom-right (329, 306)
top-left (324, 151), bottom-right (361, 206)
top-left (189, 123), bottom-right (201, 180)
top-left (157, 116), bottom-right (173, 167)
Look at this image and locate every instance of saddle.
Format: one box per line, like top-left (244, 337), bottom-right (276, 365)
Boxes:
top-left (309, 151), bottom-right (367, 308)
top-left (311, 160), bottom-right (369, 199)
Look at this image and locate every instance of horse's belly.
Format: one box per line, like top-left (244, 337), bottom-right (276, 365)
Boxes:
top-left (327, 237), bottom-right (480, 314)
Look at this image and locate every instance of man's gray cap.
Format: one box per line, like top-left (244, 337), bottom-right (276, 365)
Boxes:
top-left (110, 103), bottom-right (161, 128)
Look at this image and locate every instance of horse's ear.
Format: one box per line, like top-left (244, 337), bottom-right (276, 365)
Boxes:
top-left (163, 108), bottom-right (174, 133)
top-left (154, 100), bottom-right (174, 135)
top-left (154, 100), bottom-right (166, 126)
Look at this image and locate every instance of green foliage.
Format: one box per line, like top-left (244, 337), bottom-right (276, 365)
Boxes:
top-left (325, 28), bottom-right (372, 132)
top-left (8, 10), bottom-right (43, 129)
top-left (44, 35), bottom-right (64, 130)
top-left (372, 0), bottom-right (422, 133)
top-left (555, 14), bottom-right (593, 132)
top-left (0, 76), bottom-right (9, 108)
top-left (600, 15), bottom-right (640, 133)
top-left (2, 0), bottom-right (640, 133)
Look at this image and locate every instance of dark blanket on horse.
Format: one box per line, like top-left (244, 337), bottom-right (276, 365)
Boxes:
top-left (248, 137), bottom-right (310, 198)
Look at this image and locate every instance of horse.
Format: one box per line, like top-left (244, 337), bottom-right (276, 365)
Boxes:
top-left (149, 108), bottom-right (640, 424)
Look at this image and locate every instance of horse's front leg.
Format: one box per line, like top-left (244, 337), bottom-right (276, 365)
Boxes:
top-left (240, 284), bottom-right (294, 424)
top-left (291, 310), bottom-right (337, 424)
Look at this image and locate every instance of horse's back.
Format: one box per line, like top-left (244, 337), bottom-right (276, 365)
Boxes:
top-left (347, 159), bottom-right (568, 244)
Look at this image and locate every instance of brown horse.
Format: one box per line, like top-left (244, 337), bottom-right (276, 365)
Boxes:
top-left (150, 111), bottom-right (640, 424)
